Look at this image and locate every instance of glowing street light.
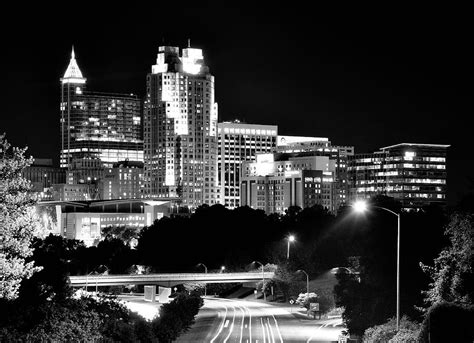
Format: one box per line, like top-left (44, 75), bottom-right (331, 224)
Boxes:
top-left (252, 261), bottom-right (266, 301)
top-left (352, 199), bottom-right (401, 331)
top-left (287, 235), bottom-right (295, 260)
top-left (197, 263), bottom-right (207, 296)
top-left (296, 269), bottom-right (309, 295)
top-left (220, 266), bottom-right (226, 273)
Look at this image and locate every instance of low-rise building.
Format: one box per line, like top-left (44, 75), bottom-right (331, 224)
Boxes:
top-left (348, 143), bottom-right (449, 210)
top-left (36, 199), bottom-right (176, 246)
top-left (100, 161), bottom-right (144, 200)
top-left (240, 153), bottom-right (336, 214)
top-left (22, 158), bottom-right (65, 200)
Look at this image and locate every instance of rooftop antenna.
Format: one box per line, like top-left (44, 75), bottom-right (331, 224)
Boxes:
top-left (188, 38), bottom-right (191, 48)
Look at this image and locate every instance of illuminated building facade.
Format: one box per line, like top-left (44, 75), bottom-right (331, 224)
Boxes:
top-left (275, 136), bottom-right (354, 209)
top-left (100, 161), bottom-right (144, 200)
top-left (144, 45), bottom-right (218, 209)
top-left (22, 159), bottom-right (65, 201)
top-left (37, 199), bottom-right (174, 246)
top-left (60, 48), bottom-right (143, 171)
top-left (52, 183), bottom-right (99, 201)
top-left (240, 153), bottom-right (336, 214)
top-left (348, 143), bottom-right (449, 209)
top-left (218, 121), bottom-right (278, 208)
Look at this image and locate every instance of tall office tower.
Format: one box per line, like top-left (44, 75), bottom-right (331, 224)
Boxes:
top-left (144, 45), bottom-right (218, 209)
top-left (217, 121), bottom-right (277, 208)
top-left (60, 48), bottom-right (143, 172)
top-left (348, 143), bottom-right (449, 210)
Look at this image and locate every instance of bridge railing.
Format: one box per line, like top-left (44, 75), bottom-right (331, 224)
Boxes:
top-left (69, 272), bottom-right (275, 287)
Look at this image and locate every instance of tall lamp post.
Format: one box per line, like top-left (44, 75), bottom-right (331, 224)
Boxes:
top-left (197, 263), bottom-right (207, 296)
top-left (252, 261), bottom-right (266, 301)
top-left (287, 235), bottom-right (295, 259)
top-left (353, 200), bottom-right (401, 331)
top-left (296, 269), bottom-right (309, 295)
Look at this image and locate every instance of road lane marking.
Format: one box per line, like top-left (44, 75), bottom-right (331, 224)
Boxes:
top-left (223, 305), bottom-right (236, 343)
top-left (237, 305), bottom-right (245, 343)
top-left (224, 319), bottom-right (229, 328)
top-left (242, 302), bottom-right (252, 343)
top-left (210, 303), bottom-right (228, 343)
top-left (261, 318), bottom-right (266, 343)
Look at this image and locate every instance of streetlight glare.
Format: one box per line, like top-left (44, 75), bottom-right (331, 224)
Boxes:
top-left (353, 200), bottom-right (368, 213)
top-left (288, 235), bottom-right (295, 242)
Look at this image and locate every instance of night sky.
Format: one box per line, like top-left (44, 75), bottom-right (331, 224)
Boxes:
top-left (1, 4), bottom-right (472, 205)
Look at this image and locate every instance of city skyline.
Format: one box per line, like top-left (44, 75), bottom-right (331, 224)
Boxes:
top-left (1, 5), bottom-right (471, 205)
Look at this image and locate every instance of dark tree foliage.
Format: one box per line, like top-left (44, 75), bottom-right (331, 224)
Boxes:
top-left (333, 196), bottom-right (449, 336)
top-left (95, 237), bottom-right (137, 274)
top-left (152, 292), bottom-right (204, 342)
top-left (417, 302), bottom-right (474, 342)
top-left (19, 234), bottom-right (86, 303)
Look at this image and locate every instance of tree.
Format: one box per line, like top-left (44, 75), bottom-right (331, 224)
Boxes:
top-left (420, 213), bottom-right (474, 307)
top-left (0, 134), bottom-right (42, 300)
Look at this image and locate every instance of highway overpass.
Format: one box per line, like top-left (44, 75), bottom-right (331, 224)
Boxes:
top-left (69, 272), bottom-right (275, 288)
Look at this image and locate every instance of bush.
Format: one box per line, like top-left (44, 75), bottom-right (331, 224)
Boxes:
top-left (417, 302), bottom-right (474, 342)
top-left (363, 316), bottom-right (420, 343)
top-left (295, 290), bottom-right (335, 314)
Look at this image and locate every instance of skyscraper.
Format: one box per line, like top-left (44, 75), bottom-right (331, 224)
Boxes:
top-left (60, 48), bottom-right (143, 173)
top-left (144, 45), bottom-right (218, 209)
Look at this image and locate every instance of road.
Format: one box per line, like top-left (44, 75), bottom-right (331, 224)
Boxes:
top-left (176, 297), bottom-right (346, 343)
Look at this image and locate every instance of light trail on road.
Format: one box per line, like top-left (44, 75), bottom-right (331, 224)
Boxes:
top-left (207, 298), bottom-right (283, 343)
top-left (177, 297), bottom-right (346, 343)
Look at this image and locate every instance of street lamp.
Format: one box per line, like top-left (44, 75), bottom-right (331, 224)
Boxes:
top-left (252, 261), bottom-right (266, 301)
top-left (220, 266), bottom-right (226, 273)
top-left (287, 235), bottom-right (295, 259)
top-left (197, 263), bottom-right (208, 296)
top-left (296, 269), bottom-right (309, 295)
top-left (352, 199), bottom-right (401, 331)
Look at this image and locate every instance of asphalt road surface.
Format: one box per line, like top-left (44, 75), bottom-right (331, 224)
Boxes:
top-left (176, 297), bottom-right (346, 343)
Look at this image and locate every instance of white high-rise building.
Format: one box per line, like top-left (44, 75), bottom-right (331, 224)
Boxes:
top-left (217, 121), bottom-right (278, 208)
top-left (144, 45), bottom-right (218, 209)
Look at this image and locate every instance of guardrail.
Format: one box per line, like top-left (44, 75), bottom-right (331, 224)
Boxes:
top-left (69, 272), bottom-right (275, 287)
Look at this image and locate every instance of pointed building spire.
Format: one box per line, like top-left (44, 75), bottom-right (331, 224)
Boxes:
top-left (188, 38), bottom-right (191, 48)
top-left (61, 46), bottom-right (86, 84)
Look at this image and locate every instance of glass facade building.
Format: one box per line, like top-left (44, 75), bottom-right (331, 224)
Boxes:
top-left (348, 143), bottom-right (449, 209)
top-left (60, 48), bottom-right (143, 170)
